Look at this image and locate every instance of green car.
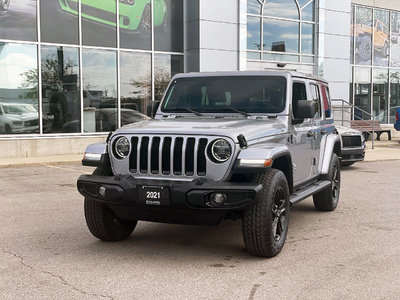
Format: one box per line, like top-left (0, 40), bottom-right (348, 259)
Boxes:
top-left (59, 0), bottom-right (167, 36)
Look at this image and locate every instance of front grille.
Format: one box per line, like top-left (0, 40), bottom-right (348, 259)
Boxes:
top-left (24, 119), bottom-right (39, 127)
top-left (81, 4), bottom-right (116, 24)
top-left (342, 135), bottom-right (362, 147)
top-left (129, 136), bottom-right (209, 177)
top-left (66, 0), bottom-right (78, 12)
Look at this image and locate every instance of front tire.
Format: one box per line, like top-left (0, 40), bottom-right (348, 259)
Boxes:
top-left (242, 169), bottom-right (290, 257)
top-left (313, 153), bottom-right (341, 211)
top-left (84, 166), bottom-right (137, 241)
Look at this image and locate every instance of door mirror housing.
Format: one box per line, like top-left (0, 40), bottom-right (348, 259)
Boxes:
top-left (296, 100), bottom-right (316, 119)
top-left (146, 101), bottom-right (160, 118)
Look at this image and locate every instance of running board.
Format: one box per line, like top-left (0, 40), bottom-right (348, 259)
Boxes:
top-left (290, 180), bottom-right (331, 204)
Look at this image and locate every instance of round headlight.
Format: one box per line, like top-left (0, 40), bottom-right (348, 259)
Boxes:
top-left (210, 139), bottom-right (232, 163)
top-left (114, 137), bottom-right (130, 159)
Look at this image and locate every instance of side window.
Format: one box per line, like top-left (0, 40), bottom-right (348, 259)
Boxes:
top-left (320, 85), bottom-right (332, 118)
top-left (292, 82), bottom-right (307, 119)
top-left (310, 84), bottom-right (321, 119)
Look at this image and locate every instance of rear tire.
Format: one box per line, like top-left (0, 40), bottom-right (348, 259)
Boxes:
top-left (0, 0), bottom-right (10, 11)
top-left (242, 169), bottom-right (290, 257)
top-left (313, 153), bottom-right (341, 211)
top-left (84, 166), bottom-right (137, 241)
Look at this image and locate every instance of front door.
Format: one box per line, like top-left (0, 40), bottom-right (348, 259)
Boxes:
top-left (290, 81), bottom-right (314, 184)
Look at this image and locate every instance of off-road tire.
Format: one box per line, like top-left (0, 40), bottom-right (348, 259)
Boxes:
top-left (313, 153), bottom-right (340, 211)
top-left (341, 161), bottom-right (355, 167)
top-left (0, 0), bottom-right (10, 11)
top-left (359, 36), bottom-right (371, 62)
top-left (138, 4), bottom-right (151, 38)
top-left (242, 169), bottom-right (290, 257)
top-left (84, 166), bottom-right (137, 241)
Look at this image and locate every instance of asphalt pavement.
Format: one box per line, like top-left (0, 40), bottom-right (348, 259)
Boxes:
top-left (0, 160), bottom-right (399, 299)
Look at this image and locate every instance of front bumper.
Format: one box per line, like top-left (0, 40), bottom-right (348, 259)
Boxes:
top-left (341, 146), bottom-right (365, 162)
top-left (77, 175), bottom-right (262, 225)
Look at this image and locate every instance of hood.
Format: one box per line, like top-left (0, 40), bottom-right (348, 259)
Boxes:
top-left (335, 125), bottom-right (362, 135)
top-left (4, 112), bottom-right (38, 122)
top-left (115, 117), bottom-right (287, 142)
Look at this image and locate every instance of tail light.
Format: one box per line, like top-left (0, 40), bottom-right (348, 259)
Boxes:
top-left (396, 111), bottom-right (399, 122)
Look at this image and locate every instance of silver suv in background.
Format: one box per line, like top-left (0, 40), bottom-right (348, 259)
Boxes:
top-left (77, 71), bottom-right (342, 257)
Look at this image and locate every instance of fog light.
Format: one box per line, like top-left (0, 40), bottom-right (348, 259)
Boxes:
top-left (98, 186), bottom-right (106, 197)
top-left (211, 193), bottom-right (226, 205)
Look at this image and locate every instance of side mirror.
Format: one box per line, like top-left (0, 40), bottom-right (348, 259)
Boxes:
top-left (296, 100), bottom-right (316, 119)
top-left (146, 101), bottom-right (160, 118)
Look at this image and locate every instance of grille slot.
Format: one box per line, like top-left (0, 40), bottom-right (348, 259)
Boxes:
top-left (128, 136), bottom-right (209, 177)
top-left (342, 136), bottom-right (362, 147)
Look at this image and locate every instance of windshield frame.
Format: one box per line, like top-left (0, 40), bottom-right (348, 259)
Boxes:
top-left (160, 75), bottom-right (288, 116)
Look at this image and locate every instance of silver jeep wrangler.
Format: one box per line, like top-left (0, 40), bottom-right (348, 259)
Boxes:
top-left (77, 71), bottom-right (341, 257)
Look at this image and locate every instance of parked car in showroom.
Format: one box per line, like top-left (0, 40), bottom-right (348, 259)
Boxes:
top-left (59, 0), bottom-right (167, 37)
top-left (336, 125), bottom-right (365, 167)
top-left (0, 102), bottom-right (39, 134)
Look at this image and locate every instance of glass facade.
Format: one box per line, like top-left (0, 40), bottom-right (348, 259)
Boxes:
top-left (247, 0), bottom-right (316, 65)
top-left (0, 0), bottom-right (184, 136)
top-left (351, 5), bottom-right (400, 124)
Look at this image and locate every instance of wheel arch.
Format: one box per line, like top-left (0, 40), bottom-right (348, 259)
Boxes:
top-left (319, 134), bottom-right (341, 175)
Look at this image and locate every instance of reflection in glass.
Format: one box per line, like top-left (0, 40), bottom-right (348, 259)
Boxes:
top-left (248, 16), bottom-right (261, 51)
top-left (301, 23), bottom-right (314, 54)
top-left (0, 43), bottom-right (38, 134)
top-left (351, 6), bottom-right (354, 64)
top-left (263, 19), bottom-right (298, 53)
top-left (263, 0), bottom-right (298, 20)
top-left (247, 0), bottom-right (262, 15)
top-left (301, 56), bottom-right (314, 64)
top-left (0, 0), bottom-right (37, 41)
top-left (82, 49), bottom-right (117, 132)
top-left (390, 70), bottom-right (400, 122)
top-left (41, 46), bottom-right (80, 133)
top-left (154, 54), bottom-right (183, 101)
top-left (300, 1), bottom-right (314, 22)
top-left (373, 10), bottom-right (389, 67)
top-left (41, 0), bottom-right (79, 44)
top-left (355, 7), bottom-right (372, 65)
top-left (120, 51), bottom-right (151, 124)
top-left (354, 67), bottom-right (371, 120)
top-left (120, 1), bottom-right (151, 50)
top-left (154, 0), bottom-right (183, 52)
top-left (248, 52), bottom-right (261, 60)
top-left (81, 1), bottom-right (116, 47)
top-left (373, 69), bottom-right (388, 123)
top-left (264, 53), bottom-right (298, 62)
top-left (391, 12), bottom-right (400, 67)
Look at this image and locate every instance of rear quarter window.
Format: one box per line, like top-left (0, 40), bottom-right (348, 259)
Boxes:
top-left (320, 85), bottom-right (332, 118)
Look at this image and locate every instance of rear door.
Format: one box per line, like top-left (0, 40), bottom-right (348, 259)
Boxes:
top-left (309, 82), bottom-right (323, 174)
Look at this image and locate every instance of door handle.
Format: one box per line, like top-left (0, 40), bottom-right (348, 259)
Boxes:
top-left (307, 130), bottom-right (315, 138)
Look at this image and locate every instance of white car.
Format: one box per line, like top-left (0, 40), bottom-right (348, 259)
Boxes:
top-left (0, 103), bottom-right (39, 134)
top-left (336, 125), bottom-right (366, 167)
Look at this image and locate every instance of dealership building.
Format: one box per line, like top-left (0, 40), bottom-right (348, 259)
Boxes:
top-left (0, 0), bottom-right (399, 158)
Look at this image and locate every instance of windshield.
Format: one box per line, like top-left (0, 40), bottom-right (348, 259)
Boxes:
top-left (2, 104), bottom-right (37, 115)
top-left (161, 76), bottom-right (287, 115)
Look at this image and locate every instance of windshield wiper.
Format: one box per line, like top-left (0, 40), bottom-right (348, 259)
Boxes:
top-left (226, 107), bottom-right (251, 117)
top-left (173, 107), bottom-right (203, 116)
